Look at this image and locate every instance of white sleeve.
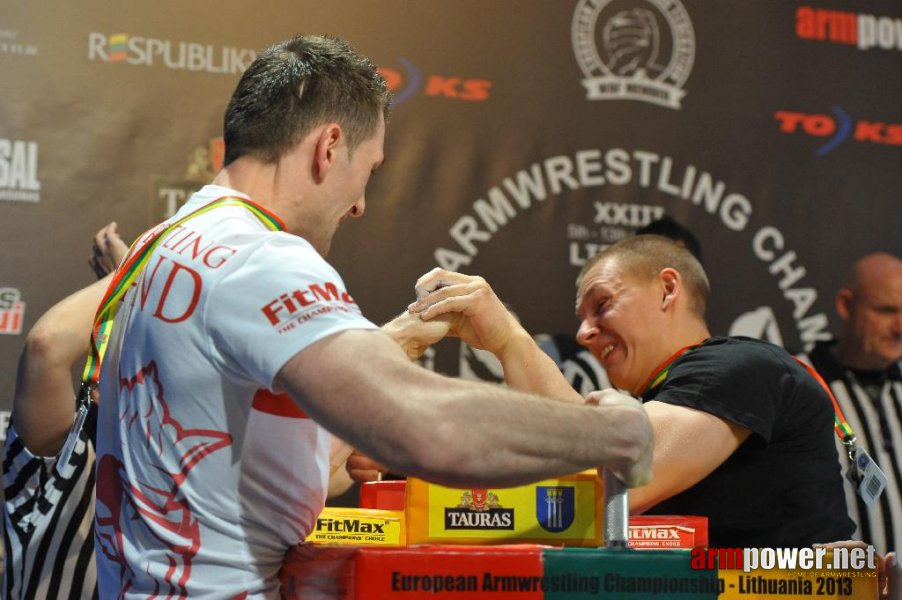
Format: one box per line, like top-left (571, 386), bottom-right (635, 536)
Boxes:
top-left (204, 237), bottom-right (378, 388)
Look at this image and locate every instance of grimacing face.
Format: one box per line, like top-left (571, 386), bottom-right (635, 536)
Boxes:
top-left (575, 258), bottom-right (666, 395)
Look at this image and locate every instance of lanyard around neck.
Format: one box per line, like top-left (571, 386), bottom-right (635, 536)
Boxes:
top-left (640, 342), bottom-right (703, 396)
top-left (792, 356), bottom-right (858, 456)
top-left (79, 196), bottom-right (283, 390)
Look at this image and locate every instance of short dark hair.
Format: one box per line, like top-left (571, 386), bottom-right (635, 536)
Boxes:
top-left (577, 235), bottom-right (710, 317)
top-left (223, 35), bottom-right (391, 166)
top-left (635, 216), bottom-right (703, 263)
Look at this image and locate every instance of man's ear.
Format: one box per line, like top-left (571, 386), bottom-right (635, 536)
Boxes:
top-left (312, 123), bottom-right (343, 182)
top-left (659, 267), bottom-right (680, 310)
top-left (835, 288), bottom-right (854, 322)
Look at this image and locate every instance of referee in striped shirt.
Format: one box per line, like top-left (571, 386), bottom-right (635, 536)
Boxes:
top-left (3, 223), bottom-right (127, 599)
top-left (799, 252), bottom-right (902, 556)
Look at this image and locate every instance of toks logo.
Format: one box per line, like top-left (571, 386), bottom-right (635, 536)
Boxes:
top-left (444, 489), bottom-right (514, 530)
top-left (0, 288), bottom-right (25, 335)
top-left (378, 58), bottom-right (491, 105)
top-left (795, 7), bottom-right (902, 52)
top-left (775, 107), bottom-right (902, 155)
top-left (572, 0), bottom-right (695, 109)
top-left (88, 33), bottom-right (256, 75)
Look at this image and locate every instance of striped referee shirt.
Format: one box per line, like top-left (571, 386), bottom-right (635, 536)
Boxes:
top-left (799, 341), bottom-right (902, 555)
top-left (3, 410), bottom-right (97, 599)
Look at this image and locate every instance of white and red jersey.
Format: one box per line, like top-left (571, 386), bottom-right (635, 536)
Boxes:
top-left (94, 185), bottom-right (377, 598)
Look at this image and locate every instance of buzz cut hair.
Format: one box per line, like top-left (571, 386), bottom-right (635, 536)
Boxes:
top-left (576, 235), bottom-right (711, 317)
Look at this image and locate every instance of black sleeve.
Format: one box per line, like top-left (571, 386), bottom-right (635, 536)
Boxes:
top-left (647, 340), bottom-right (786, 441)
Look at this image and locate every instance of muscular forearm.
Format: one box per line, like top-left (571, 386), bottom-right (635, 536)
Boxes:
top-left (278, 329), bottom-right (652, 490)
top-left (404, 379), bottom-right (651, 488)
top-left (497, 329), bottom-right (583, 404)
top-left (11, 275), bottom-right (110, 455)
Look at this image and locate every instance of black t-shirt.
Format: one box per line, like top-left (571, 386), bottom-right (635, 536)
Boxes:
top-left (643, 336), bottom-right (854, 547)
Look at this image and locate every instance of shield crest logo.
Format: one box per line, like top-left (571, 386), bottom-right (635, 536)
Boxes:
top-left (536, 486), bottom-right (575, 532)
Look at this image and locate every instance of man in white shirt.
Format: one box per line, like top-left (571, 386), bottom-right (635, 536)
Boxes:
top-left (93, 34), bottom-right (653, 598)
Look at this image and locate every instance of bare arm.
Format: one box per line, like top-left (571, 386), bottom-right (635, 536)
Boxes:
top-left (12, 275), bottom-right (112, 456)
top-left (14, 221), bottom-right (126, 456)
top-left (275, 328), bottom-right (652, 488)
top-left (627, 400), bottom-right (752, 513)
top-left (407, 268), bottom-right (583, 404)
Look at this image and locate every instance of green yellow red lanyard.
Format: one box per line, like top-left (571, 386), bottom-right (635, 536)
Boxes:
top-left (78, 196), bottom-right (283, 392)
top-left (639, 343), bottom-right (702, 397)
top-left (792, 356), bottom-right (859, 459)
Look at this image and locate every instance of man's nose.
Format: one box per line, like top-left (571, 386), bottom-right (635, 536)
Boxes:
top-left (349, 197), bottom-right (365, 218)
top-left (576, 320), bottom-right (598, 347)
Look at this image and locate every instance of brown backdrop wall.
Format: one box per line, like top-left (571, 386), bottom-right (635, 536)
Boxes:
top-left (1, 1), bottom-right (900, 440)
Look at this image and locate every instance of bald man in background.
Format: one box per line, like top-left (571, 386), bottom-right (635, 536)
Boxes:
top-left (799, 252), bottom-right (902, 555)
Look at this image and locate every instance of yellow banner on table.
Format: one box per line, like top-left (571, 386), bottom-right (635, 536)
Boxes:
top-left (305, 507), bottom-right (406, 546)
top-left (718, 567), bottom-right (878, 599)
top-left (406, 472), bottom-right (602, 546)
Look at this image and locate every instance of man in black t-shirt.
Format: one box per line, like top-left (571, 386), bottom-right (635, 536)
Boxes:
top-left (403, 235), bottom-right (853, 547)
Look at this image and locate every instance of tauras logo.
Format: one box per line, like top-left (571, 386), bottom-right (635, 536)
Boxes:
top-left (88, 32), bottom-right (255, 75)
top-left (572, 0), bottom-right (695, 109)
top-left (445, 488), bottom-right (514, 530)
top-left (0, 139), bottom-right (40, 203)
top-left (444, 508), bottom-right (514, 530)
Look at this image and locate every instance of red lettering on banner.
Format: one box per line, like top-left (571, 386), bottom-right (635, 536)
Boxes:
top-left (802, 115), bottom-right (834, 136)
top-left (796, 7), bottom-right (857, 45)
top-left (774, 111), bottom-right (805, 133)
top-left (775, 111), bottom-right (901, 147)
top-left (460, 80), bottom-right (492, 101)
top-left (854, 121), bottom-right (885, 143)
top-left (690, 547), bottom-right (744, 570)
top-left (0, 302), bottom-right (24, 334)
top-left (379, 68), bottom-right (402, 91)
top-left (884, 124), bottom-right (902, 145)
top-left (425, 76), bottom-right (491, 101)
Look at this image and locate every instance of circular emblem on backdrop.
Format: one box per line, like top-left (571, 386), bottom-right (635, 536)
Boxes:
top-left (572, 0), bottom-right (695, 108)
